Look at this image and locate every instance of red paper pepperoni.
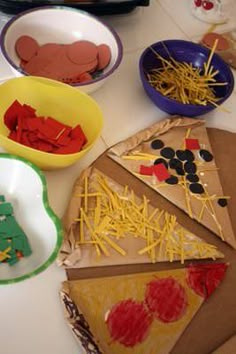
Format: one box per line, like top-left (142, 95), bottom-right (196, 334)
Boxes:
top-left (15, 36), bottom-right (111, 85)
top-left (78, 72), bottom-right (92, 83)
top-left (15, 35), bottom-right (39, 62)
top-left (36, 43), bottom-right (63, 58)
top-left (106, 299), bottom-right (153, 347)
top-left (97, 44), bottom-right (111, 70)
top-left (187, 263), bottom-right (228, 299)
top-left (145, 277), bottom-right (188, 323)
top-left (24, 55), bottom-right (52, 75)
top-left (66, 40), bottom-right (98, 65)
top-left (20, 59), bottom-right (27, 70)
top-left (202, 32), bottom-right (230, 51)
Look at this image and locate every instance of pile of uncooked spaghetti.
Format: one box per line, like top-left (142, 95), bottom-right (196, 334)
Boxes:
top-left (147, 40), bottom-right (228, 106)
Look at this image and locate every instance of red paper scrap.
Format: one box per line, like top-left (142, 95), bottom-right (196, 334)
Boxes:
top-left (5, 100), bottom-right (87, 154)
top-left (153, 163), bottom-right (170, 181)
top-left (139, 165), bottom-right (153, 176)
top-left (185, 138), bottom-right (200, 150)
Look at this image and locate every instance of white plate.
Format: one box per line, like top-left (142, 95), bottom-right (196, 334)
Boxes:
top-left (0, 153), bottom-right (62, 284)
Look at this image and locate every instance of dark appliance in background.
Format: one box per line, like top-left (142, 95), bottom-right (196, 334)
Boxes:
top-left (0, 0), bottom-right (150, 16)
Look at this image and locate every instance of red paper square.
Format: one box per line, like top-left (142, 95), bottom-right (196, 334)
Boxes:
top-left (153, 163), bottom-right (170, 182)
top-left (27, 117), bottom-right (44, 131)
top-left (185, 138), bottom-right (200, 150)
top-left (139, 165), bottom-right (153, 176)
top-left (70, 125), bottom-right (87, 145)
top-left (54, 139), bottom-right (84, 154)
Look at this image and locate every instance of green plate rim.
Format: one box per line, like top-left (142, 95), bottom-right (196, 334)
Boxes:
top-left (0, 153), bottom-right (63, 285)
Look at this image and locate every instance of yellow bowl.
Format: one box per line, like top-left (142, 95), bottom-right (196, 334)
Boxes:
top-left (0, 76), bottom-right (103, 170)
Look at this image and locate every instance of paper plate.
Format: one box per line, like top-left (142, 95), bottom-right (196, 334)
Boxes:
top-left (0, 153), bottom-right (63, 284)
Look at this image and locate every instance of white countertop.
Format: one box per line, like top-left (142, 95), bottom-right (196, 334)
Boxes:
top-left (0, 1), bottom-right (236, 354)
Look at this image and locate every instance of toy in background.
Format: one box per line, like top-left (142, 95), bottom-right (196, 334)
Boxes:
top-left (201, 29), bottom-right (236, 69)
top-left (190, 0), bottom-right (233, 24)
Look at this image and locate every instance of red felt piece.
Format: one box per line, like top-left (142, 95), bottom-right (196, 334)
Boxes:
top-left (145, 277), bottom-right (188, 323)
top-left (57, 127), bottom-right (72, 146)
top-left (5, 101), bottom-right (87, 154)
top-left (8, 130), bottom-right (18, 142)
top-left (27, 117), bottom-right (44, 131)
top-left (27, 131), bottom-right (39, 143)
top-left (16, 115), bottom-right (24, 142)
top-left (37, 140), bottom-right (54, 152)
top-left (21, 132), bottom-right (31, 147)
top-left (185, 138), bottom-right (200, 150)
top-left (153, 163), bottom-right (170, 181)
top-left (21, 117), bottom-right (29, 130)
top-left (4, 100), bottom-right (23, 130)
top-left (4, 100), bottom-right (37, 131)
top-left (23, 104), bottom-right (36, 117)
top-left (139, 165), bottom-right (154, 176)
top-left (45, 117), bottom-right (69, 137)
top-left (54, 139), bottom-right (84, 154)
top-left (38, 121), bottom-right (59, 140)
top-left (106, 299), bottom-right (153, 347)
top-left (70, 124), bottom-right (87, 145)
top-left (187, 263), bottom-right (228, 299)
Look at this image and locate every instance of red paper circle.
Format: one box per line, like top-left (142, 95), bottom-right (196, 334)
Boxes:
top-left (145, 277), bottom-right (188, 323)
top-left (66, 40), bottom-right (98, 65)
top-left (106, 299), bottom-right (153, 347)
top-left (15, 35), bottom-right (39, 62)
top-left (202, 32), bottom-right (230, 51)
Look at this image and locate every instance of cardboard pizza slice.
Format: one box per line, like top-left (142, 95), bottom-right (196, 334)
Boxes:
top-left (58, 166), bottom-right (223, 268)
top-left (60, 263), bottom-right (228, 354)
top-left (107, 117), bottom-right (236, 249)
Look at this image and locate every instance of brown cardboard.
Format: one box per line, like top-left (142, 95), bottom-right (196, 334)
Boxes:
top-left (107, 117), bottom-right (236, 248)
top-left (59, 166), bottom-right (223, 268)
top-left (66, 128), bottom-right (236, 354)
top-left (211, 334), bottom-right (236, 354)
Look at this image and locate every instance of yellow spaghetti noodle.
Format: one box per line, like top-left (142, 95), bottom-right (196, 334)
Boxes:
top-left (147, 40), bottom-right (228, 106)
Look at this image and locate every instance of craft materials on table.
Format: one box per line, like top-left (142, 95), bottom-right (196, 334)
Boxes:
top-left (59, 166), bottom-right (223, 268)
top-left (15, 36), bottom-right (112, 84)
top-left (0, 195), bottom-right (32, 265)
top-left (61, 263), bottom-right (228, 354)
top-left (146, 39), bottom-right (227, 107)
top-left (201, 29), bottom-right (236, 69)
top-left (107, 117), bottom-right (236, 249)
top-left (4, 100), bottom-right (87, 154)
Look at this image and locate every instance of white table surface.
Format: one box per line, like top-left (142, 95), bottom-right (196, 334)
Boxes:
top-left (0, 1), bottom-right (236, 354)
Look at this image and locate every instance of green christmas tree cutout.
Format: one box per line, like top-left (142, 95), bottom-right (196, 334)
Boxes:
top-left (0, 195), bottom-right (32, 265)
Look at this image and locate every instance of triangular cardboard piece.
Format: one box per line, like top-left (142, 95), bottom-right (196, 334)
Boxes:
top-left (107, 117), bottom-right (236, 249)
top-left (60, 263), bottom-right (228, 354)
top-left (58, 167), bottom-right (223, 268)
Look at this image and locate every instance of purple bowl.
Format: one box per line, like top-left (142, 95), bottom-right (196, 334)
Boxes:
top-left (139, 40), bottom-right (234, 117)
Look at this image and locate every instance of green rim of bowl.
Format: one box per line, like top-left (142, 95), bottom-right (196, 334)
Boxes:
top-left (0, 153), bottom-right (63, 285)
